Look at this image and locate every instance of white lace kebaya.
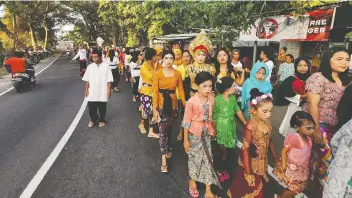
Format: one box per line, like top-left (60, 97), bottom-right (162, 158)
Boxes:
top-left (323, 119), bottom-right (352, 198)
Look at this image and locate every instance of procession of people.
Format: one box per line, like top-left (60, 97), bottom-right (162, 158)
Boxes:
top-left (76, 31), bottom-right (352, 198)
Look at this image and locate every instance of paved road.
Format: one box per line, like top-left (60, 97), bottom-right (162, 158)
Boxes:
top-left (0, 55), bottom-right (85, 197)
top-left (0, 56), bottom-right (319, 198)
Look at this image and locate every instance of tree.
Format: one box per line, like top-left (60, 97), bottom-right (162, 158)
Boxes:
top-left (68, 0), bottom-right (340, 48)
top-left (66, 1), bottom-right (108, 44)
top-left (4, 1), bottom-right (71, 50)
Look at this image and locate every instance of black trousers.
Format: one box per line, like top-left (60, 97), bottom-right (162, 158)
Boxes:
top-left (88, 102), bottom-right (107, 123)
top-left (79, 60), bottom-right (87, 72)
top-left (111, 68), bottom-right (120, 88)
top-left (132, 76), bottom-right (140, 96)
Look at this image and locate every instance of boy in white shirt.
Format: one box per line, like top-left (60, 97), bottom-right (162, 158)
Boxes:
top-left (83, 48), bottom-right (114, 128)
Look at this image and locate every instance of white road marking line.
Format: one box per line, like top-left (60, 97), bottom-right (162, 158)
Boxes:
top-left (236, 141), bottom-right (308, 198)
top-left (0, 54), bottom-right (61, 97)
top-left (20, 99), bottom-right (88, 198)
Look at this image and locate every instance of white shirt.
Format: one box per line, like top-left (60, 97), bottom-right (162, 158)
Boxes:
top-left (124, 54), bottom-right (132, 67)
top-left (73, 49), bottom-right (87, 61)
top-left (263, 60), bottom-right (274, 81)
top-left (82, 62), bottom-right (114, 102)
top-left (231, 61), bottom-right (242, 69)
top-left (130, 62), bottom-right (141, 77)
top-left (105, 57), bottom-right (119, 69)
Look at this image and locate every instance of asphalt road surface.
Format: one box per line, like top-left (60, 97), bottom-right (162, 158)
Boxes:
top-left (0, 55), bottom-right (319, 198)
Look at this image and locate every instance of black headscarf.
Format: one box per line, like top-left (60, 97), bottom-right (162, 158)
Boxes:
top-left (275, 56), bottom-right (312, 106)
top-left (293, 56), bottom-right (311, 81)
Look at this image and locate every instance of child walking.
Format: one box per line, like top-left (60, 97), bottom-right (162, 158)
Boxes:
top-left (273, 111), bottom-right (315, 198)
top-left (229, 88), bottom-right (279, 198)
top-left (213, 77), bottom-right (246, 186)
top-left (183, 72), bottom-right (221, 198)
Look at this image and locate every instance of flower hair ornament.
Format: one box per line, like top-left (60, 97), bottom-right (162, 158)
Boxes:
top-left (250, 93), bottom-right (273, 107)
top-left (217, 78), bottom-right (222, 84)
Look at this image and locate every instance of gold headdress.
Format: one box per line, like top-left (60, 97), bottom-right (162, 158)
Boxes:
top-left (154, 46), bottom-right (163, 56)
top-left (173, 48), bottom-right (182, 56)
top-left (189, 30), bottom-right (213, 57)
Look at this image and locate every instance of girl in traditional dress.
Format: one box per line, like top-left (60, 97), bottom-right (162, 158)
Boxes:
top-left (173, 48), bottom-right (183, 67)
top-left (152, 50), bottom-right (185, 173)
top-left (138, 48), bottom-right (161, 138)
top-left (303, 47), bottom-right (351, 184)
top-left (183, 72), bottom-right (220, 198)
top-left (186, 31), bottom-right (216, 97)
top-left (273, 111), bottom-right (315, 198)
top-left (275, 57), bottom-right (311, 137)
top-left (177, 50), bottom-right (193, 141)
top-left (214, 49), bottom-right (245, 86)
top-left (213, 76), bottom-right (247, 195)
top-left (241, 62), bottom-right (273, 120)
top-left (229, 88), bottom-right (279, 198)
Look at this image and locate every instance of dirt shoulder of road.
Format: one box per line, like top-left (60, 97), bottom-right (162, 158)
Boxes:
top-left (0, 67), bottom-right (7, 77)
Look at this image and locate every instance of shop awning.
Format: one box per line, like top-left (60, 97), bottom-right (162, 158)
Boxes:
top-left (153, 33), bottom-right (197, 41)
top-left (232, 40), bottom-right (269, 47)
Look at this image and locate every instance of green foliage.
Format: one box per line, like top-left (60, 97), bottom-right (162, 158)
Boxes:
top-left (67, 0), bottom-right (342, 47)
top-left (2, 1), bottom-right (72, 49)
top-left (347, 31), bottom-right (352, 41)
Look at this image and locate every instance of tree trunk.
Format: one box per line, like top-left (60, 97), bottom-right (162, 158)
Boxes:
top-left (44, 25), bottom-right (48, 49)
top-left (28, 22), bottom-right (37, 50)
top-left (12, 14), bottom-right (17, 53)
top-left (111, 22), bottom-right (117, 46)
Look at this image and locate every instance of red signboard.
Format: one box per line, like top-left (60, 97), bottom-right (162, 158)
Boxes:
top-left (306, 9), bottom-right (334, 41)
top-left (239, 9), bottom-right (335, 42)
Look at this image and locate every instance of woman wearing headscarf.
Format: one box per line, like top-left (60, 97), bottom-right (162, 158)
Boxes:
top-left (275, 57), bottom-right (311, 137)
top-left (106, 49), bottom-right (120, 92)
top-left (241, 62), bottom-right (273, 120)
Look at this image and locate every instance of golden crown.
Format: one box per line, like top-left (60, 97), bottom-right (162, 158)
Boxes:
top-left (189, 30), bottom-right (213, 57)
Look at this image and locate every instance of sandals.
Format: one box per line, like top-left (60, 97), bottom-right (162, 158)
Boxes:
top-left (161, 164), bottom-right (168, 173)
top-left (138, 125), bottom-right (147, 134)
top-left (99, 122), bottom-right (105, 127)
top-left (148, 133), bottom-right (160, 138)
top-left (88, 121), bottom-right (95, 128)
top-left (189, 181), bottom-right (199, 198)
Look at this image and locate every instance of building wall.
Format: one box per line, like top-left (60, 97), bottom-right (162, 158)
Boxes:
top-left (279, 41), bottom-right (301, 59)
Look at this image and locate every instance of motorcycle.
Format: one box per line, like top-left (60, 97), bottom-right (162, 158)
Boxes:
top-left (11, 68), bottom-right (36, 93)
top-left (28, 52), bottom-right (40, 64)
top-left (37, 50), bottom-right (45, 60)
top-left (44, 49), bottom-right (52, 57)
top-left (65, 50), bottom-right (71, 59)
